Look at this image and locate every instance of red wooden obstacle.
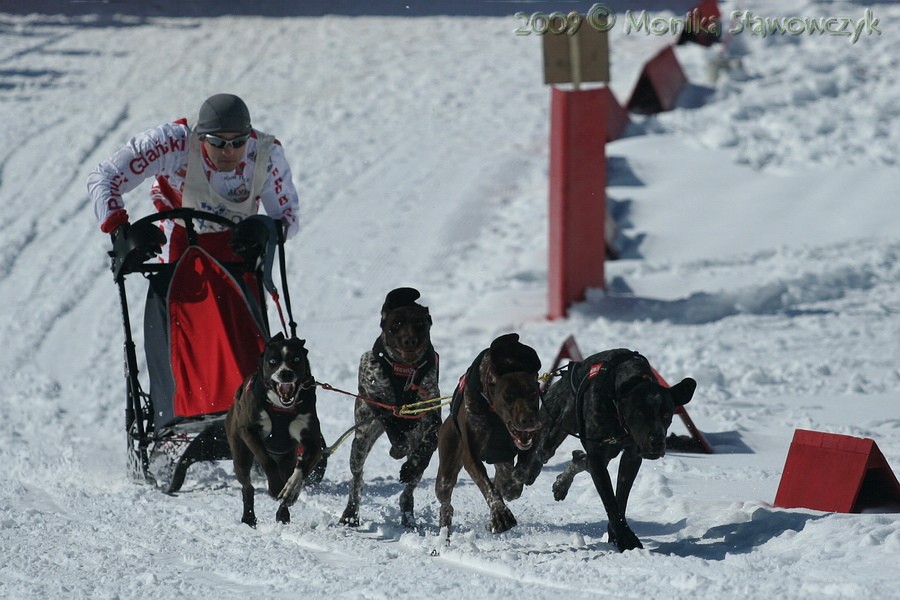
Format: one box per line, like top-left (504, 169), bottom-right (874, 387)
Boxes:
top-left (626, 45), bottom-right (688, 114)
top-left (774, 429), bottom-right (900, 513)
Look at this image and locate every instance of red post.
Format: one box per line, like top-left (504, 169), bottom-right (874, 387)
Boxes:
top-left (548, 87), bottom-right (607, 320)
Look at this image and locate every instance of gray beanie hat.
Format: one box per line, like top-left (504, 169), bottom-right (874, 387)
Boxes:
top-left (195, 93), bottom-right (251, 135)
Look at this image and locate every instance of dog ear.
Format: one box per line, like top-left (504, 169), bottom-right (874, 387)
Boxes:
top-left (271, 332), bottom-right (286, 343)
top-left (490, 333), bottom-right (541, 376)
top-left (670, 377), bottom-right (697, 406)
top-left (383, 287), bottom-right (421, 313)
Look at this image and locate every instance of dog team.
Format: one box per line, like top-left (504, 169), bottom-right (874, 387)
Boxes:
top-left (225, 286), bottom-right (696, 552)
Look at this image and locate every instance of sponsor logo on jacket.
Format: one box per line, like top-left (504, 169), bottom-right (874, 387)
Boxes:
top-left (129, 134), bottom-right (186, 175)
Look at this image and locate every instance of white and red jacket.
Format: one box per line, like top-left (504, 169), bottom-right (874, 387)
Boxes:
top-left (87, 118), bottom-right (299, 261)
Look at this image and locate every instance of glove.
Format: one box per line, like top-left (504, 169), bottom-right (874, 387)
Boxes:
top-left (111, 222), bottom-right (130, 245)
top-left (101, 209), bottom-right (130, 235)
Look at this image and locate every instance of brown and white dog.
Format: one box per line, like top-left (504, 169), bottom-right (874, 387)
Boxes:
top-left (225, 333), bottom-right (324, 527)
top-left (435, 333), bottom-right (542, 536)
top-left (339, 287), bottom-right (441, 530)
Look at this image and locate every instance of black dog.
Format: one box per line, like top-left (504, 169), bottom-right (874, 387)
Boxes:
top-left (225, 333), bottom-right (324, 527)
top-left (517, 349), bottom-right (695, 552)
top-left (339, 287), bottom-right (441, 530)
top-left (435, 333), bottom-right (542, 536)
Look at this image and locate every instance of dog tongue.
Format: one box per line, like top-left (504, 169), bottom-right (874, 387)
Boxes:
top-left (277, 383), bottom-right (295, 401)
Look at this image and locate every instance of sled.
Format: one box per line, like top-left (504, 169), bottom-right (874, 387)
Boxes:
top-left (110, 208), bottom-right (327, 493)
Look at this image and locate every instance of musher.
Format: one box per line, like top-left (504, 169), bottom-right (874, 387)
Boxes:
top-left (87, 93), bottom-right (300, 261)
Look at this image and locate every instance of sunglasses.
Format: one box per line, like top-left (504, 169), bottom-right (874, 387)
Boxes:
top-left (202, 133), bottom-right (250, 149)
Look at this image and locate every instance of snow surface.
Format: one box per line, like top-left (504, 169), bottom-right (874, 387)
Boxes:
top-left (1, 1), bottom-right (899, 598)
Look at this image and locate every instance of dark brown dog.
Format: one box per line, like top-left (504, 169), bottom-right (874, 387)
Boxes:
top-left (339, 287), bottom-right (441, 530)
top-left (225, 333), bottom-right (323, 527)
top-left (435, 333), bottom-right (542, 536)
top-left (516, 349), bottom-right (696, 551)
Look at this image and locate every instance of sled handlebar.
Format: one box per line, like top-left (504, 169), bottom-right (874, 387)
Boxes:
top-left (108, 209), bottom-right (283, 282)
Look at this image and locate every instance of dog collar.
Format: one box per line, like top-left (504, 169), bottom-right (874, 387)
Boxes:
top-left (373, 338), bottom-right (438, 410)
top-left (266, 401), bottom-right (299, 414)
top-left (376, 350), bottom-right (432, 380)
top-left (373, 337), bottom-right (436, 375)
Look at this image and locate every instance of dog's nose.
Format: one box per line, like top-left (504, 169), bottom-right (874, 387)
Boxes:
top-left (518, 414), bottom-right (542, 432)
top-left (645, 436), bottom-right (666, 456)
top-left (278, 369), bottom-right (296, 383)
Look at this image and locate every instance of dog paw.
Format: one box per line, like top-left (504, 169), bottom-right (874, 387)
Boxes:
top-left (241, 514), bottom-right (258, 528)
top-left (552, 475), bottom-right (573, 501)
top-left (338, 510), bottom-right (359, 527)
top-left (401, 511), bottom-right (417, 531)
top-left (277, 473), bottom-right (304, 507)
top-left (488, 506), bottom-right (517, 534)
top-left (609, 522), bottom-right (643, 552)
top-left (338, 497), bottom-right (359, 527)
top-left (276, 504), bottom-right (291, 524)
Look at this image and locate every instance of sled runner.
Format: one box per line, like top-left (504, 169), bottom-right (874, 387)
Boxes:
top-left (110, 208), bottom-right (326, 493)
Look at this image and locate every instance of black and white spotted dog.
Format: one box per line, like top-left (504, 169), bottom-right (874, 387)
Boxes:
top-left (339, 287), bottom-right (441, 530)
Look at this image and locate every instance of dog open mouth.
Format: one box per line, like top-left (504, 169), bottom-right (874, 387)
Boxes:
top-left (276, 382), bottom-right (297, 406)
top-left (507, 422), bottom-right (539, 451)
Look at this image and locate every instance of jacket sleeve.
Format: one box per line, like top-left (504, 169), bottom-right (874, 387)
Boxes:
top-left (86, 121), bottom-right (190, 233)
top-left (257, 139), bottom-right (300, 239)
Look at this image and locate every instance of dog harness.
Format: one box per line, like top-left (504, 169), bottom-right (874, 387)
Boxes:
top-left (370, 337), bottom-right (440, 450)
top-left (449, 349), bottom-right (519, 464)
top-left (565, 350), bottom-right (650, 444)
top-left (372, 337), bottom-right (438, 417)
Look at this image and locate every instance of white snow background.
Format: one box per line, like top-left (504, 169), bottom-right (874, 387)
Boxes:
top-left (1, 1), bottom-right (899, 598)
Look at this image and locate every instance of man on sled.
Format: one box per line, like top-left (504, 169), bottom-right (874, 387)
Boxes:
top-left (87, 94), bottom-right (322, 493)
